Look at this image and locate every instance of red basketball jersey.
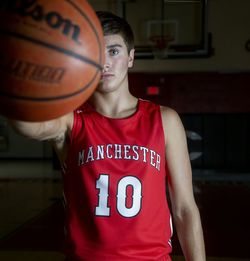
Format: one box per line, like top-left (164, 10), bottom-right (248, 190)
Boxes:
top-left (63, 99), bottom-right (173, 260)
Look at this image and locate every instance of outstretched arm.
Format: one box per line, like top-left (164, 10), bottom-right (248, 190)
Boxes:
top-left (161, 107), bottom-right (206, 261)
top-left (8, 112), bottom-right (74, 163)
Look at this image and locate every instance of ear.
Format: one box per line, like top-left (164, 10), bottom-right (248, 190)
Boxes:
top-left (128, 48), bottom-right (135, 68)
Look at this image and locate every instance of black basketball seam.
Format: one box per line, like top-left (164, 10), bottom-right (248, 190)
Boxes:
top-left (0, 29), bottom-right (102, 71)
top-left (0, 70), bottom-right (100, 101)
top-left (66, 0), bottom-right (103, 67)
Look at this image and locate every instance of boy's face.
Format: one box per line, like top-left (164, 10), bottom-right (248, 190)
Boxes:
top-left (97, 34), bottom-right (134, 93)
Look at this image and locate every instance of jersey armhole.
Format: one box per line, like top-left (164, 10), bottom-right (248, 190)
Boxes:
top-left (69, 110), bottom-right (83, 145)
top-left (160, 106), bottom-right (168, 146)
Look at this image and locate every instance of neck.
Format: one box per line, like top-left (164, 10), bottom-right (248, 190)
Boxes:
top-left (89, 90), bottom-right (138, 119)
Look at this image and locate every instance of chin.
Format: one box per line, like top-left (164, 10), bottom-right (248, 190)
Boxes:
top-left (97, 82), bottom-right (117, 93)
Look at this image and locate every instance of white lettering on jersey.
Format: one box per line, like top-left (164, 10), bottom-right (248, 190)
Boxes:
top-left (124, 144), bottom-right (131, 160)
top-left (78, 150), bottom-right (84, 165)
top-left (95, 174), bottom-right (111, 216)
top-left (106, 144), bottom-right (113, 159)
top-left (114, 144), bottom-right (122, 159)
top-left (86, 146), bottom-right (94, 163)
top-left (140, 147), bottom-right (149, 163)
top-left (117, 176), bottom-right (142, 217)
top-left (95, 174), bottom-right (142, 218)
top-left (150, 150), bottom-right (156, 167)
top-left (156, 154), bottom-right (161, 171)
top-left (96, 145), bottom-right (105, 160)
top-left (78, 144), bottom-right (161, 172)
top-left (132, 145), bottom-right (139, 160)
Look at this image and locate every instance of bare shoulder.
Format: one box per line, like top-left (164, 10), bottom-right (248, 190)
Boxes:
top-left (160, 106), bottom-right (184, 131)
top-left (160, 106), bottom-right (186, 144)
top-left (160, 106), bottom-right (180, 122)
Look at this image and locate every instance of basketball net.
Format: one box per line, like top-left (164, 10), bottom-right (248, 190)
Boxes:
top-left (149, 35), bottom-right (174, 59)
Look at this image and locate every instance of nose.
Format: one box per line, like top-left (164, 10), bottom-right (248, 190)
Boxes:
top-left (102, 52), bottom-right (111, 72)
top-left (102, 62), bottom-right (110, 73)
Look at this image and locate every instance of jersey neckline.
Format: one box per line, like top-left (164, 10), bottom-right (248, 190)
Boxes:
top-left (85, 98), bottom-right (143, 123)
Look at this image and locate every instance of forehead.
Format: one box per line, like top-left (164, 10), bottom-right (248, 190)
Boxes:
top-left (104, 34), bottom-right (126, 48)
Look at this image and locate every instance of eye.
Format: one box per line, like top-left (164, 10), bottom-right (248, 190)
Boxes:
top-left (109, 48), bottom-right (119, 56)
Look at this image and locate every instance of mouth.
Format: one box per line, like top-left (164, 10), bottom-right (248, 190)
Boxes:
top-left (101, 74), bottom-right (114, 79)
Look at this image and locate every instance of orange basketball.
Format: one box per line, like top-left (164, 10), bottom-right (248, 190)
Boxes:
top-left (0, 0), bottom-right (104, 121)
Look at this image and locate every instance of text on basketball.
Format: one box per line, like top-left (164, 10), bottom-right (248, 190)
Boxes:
top-left (0, 0), bottom-right (81, 43)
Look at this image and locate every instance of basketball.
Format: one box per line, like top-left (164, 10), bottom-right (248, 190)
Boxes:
top-left (0, 0), bottom-right (104, 121)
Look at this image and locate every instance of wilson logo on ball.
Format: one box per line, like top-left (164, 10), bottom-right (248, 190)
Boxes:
top-left (0, 0), bottom-right (81, 43)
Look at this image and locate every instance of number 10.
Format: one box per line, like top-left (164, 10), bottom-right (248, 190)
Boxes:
top-left (95, 174), bottom-right (142, 218)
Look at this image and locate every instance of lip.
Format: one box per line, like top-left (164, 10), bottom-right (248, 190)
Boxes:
top-left (101, 74), bottom-right (114, 79)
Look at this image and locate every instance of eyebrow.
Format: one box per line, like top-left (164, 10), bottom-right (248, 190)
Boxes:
top-left (107, 44), bottom-right (123, 49)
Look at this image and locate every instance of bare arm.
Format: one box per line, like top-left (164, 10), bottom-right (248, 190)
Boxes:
top-left (8, 112), bottom-right (74, 163)
top-left (161, 107), bottom-right (206, 261)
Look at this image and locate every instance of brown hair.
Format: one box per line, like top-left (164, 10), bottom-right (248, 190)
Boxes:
top-left (96, 11), bottom-right (134, 53)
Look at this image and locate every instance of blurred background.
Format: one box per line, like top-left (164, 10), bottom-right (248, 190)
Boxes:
top-left (0, 0), bottom-right (250, 260)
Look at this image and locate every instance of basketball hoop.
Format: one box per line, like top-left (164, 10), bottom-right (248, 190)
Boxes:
top-left (149, 35), bottom-right (174, 59)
